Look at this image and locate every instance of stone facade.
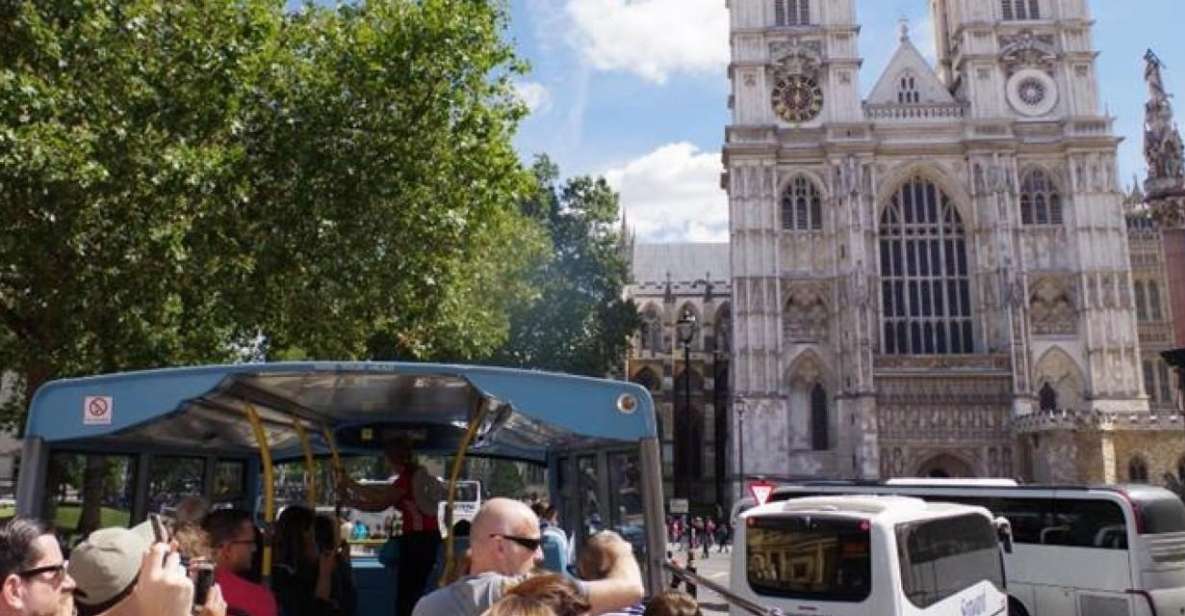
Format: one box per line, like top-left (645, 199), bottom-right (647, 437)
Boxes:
top-left (624, 0), bottom-right (1185, 508)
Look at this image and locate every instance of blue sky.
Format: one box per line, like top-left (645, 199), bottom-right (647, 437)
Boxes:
top-left (504, 0), bottom-right (1185, 243)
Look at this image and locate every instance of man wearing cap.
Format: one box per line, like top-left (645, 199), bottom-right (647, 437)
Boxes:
top-left (0, 517), bottom-right (76, 616)
top-left (68, 522), bottom-right (226, 616)
top-left (338, 438), bottom-right (443, 616)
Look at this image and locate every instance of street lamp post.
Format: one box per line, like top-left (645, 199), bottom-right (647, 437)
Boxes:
top-left (736, 398), bottom-right (745, 501)
top-left (676, 308), bottom-right (697, 502)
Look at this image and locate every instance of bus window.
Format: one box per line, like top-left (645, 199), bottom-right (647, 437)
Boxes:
top-left (897, 513), bottom-right (1004, 609)
top-left (1129, 490), bottom-right (1185, 535)
top-left (609, 452), bottom-right (647, 571)
top-left (148, 456), bottom-right (206, 518)
top-left (746, 515), bottom-right (872, 602)
top-left (1051, 498), bottom-right (1127, 549)
top-left (213, 460), bottom-right (246, 508)
top-left (43, 453), bottom-right (135, 545)
top-left (993, 497), bottom-right (1054, 545)
top-left (578, 455), bottom-right (604, 537)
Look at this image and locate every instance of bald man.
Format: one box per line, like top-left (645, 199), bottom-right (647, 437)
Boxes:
top-left (411, 498), bottom-right (643, 616)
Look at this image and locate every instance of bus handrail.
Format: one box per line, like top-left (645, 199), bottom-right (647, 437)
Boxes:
top-left (244, 403), bottom-right (275, 577)
top-left (292, 420), bottom-right (317, 506)
top-left (663, 562), bottom-right (783, 616)
top-left (441, 397), bottom-right (491, 586)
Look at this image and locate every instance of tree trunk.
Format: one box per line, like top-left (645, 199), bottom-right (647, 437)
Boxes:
top-left (77, 455), bottom-right (107, 536)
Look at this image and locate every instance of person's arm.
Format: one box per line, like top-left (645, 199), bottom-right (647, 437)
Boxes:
top-left (582, 532), bottom-right (644, 616)
top-left (335, 472), bottom-right (407, 512)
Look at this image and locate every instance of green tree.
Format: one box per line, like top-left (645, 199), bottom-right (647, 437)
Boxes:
top-left (0, 0), bottom-right (543, 430)
top-left (490, 156), bottom-right (639, 377)
top-left (0, 0), bottom-right (544, 534)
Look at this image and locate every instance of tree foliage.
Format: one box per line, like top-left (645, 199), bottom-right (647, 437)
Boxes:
top-left (0, 0), bottom-right (544, 429)
top-left (490, 156), bottom-right (639, 377)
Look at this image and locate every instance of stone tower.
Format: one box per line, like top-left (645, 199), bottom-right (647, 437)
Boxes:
top-left (724, 0), bottom-right (1148, 487)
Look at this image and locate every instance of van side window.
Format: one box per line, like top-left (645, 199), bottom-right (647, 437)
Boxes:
top-left (1051, 499), bottom-right (1127, 550)
top-left (897, 514), bottom-right (1005, 609)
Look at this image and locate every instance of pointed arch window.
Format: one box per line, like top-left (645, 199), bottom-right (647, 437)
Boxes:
top-left (715, 305), bottom-right (732, 354)
top-left (781, 176), bottom-right (823, 231)
top-left (640, 306), bottom-right (663, 353)
top-left (1039, 382), bottom-right (1058, 411)
top-left (1158, 361), bottom-right (1173, 404)
top-left (897, 74), bottom-right (920, 104)
top-left (1002, 0), bottom-right (1040, 21)
top-left (1148, 281), bottom-right (1164, 321)
top-left (810, 383), bottom-right (828, 451)
top-left (1129, 456), bottom-right (1149, 483)
top-left (774, 0), bottom-right (810, 26)
top-left (1144, 360), bottom-right (1157, 400)
top-left (879, 176), bottom-right (974, 355)
top-left (1135, 281), bottom-right (1149, 321)
top-left (1020, 168), bottom-right (1063, 226)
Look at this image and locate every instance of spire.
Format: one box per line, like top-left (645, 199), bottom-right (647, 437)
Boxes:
top-left (1142, 49), bottom-right (1185, 226)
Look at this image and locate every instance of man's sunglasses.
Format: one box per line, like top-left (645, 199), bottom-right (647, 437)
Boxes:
top-left (491, 534), bottom-right (542, 551)
top-left (18, 562), bottom-right (68, 584)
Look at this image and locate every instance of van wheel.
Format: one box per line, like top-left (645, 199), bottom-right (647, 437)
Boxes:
top-left (1008, 597), bottom-right (1031, 616)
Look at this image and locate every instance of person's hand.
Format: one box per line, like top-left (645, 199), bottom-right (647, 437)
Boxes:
top-left (134, 543), bottom-right (195, 616)
top-left (196, 584), bottom-right (227, 616)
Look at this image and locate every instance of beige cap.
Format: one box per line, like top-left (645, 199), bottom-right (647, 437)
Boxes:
top-left (68, 522), bottom-right (154, 609)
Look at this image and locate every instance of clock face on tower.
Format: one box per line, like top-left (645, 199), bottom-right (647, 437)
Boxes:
top-left (771, 74), bottom-right (824, 123)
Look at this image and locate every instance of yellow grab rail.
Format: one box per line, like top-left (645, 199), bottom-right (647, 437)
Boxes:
top-left (293, 420), bottom-right (317, 507)
top-left (244, 403), bottom-right (274, 577)
top-left (441, 398), bottom-right (490, 586)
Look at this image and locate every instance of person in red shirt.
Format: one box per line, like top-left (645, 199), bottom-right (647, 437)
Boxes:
top-left (338, 437), bottom-right (443, 616)
top-left (203, 509), bottom-right (278, 616)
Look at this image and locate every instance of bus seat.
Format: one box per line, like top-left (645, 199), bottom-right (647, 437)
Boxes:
top-left (1040, 525), bottom-right (1071, 545)
top-left (1094, 525), bottom-right (1126, 549)
top-left (353, 558), bottom-right (395, 616)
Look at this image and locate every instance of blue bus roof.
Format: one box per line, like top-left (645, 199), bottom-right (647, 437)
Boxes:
top-left (24, 362), bottom-right (657, 463)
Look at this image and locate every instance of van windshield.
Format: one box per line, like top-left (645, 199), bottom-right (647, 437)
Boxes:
top-left (897, 513), bottom-right (1004, 609)
top-left (746, 515), bottom-right (872, 602)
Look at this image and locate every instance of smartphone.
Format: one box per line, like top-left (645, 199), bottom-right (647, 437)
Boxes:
top-left (148, 513), bottom-right (168, 544)
top-left (191, 561), bottom-right (215, 607)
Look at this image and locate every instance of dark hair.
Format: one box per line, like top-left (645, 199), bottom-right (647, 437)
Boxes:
top-left (644, 591), bottom-right (701, 616)
top-left (203, 508), bottom-right (254, 548)
top-left (313, 513), bottom-right (339, 553)
top-left (544, 505), bottom-right (558, 520)
top-left (506, 574), bottom-right (590, 616)
top-left (0, 517), bottom-right (50, 580)
top-left (273, 506), bottom-right (316, 568)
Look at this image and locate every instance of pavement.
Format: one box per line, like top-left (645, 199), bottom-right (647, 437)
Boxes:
top-left (665, 543), bottom-right (734, 615)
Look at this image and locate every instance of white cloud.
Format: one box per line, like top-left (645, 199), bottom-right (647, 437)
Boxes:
top-left (566, 0), bottom-right (729, 84)
top-left (605, 143), bottom-right (727, 242)
top-left (514, 81), bottom-right (552, 113)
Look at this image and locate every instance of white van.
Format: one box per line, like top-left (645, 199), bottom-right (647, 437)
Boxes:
top-left (732, 495), bottom-right (1010, 616)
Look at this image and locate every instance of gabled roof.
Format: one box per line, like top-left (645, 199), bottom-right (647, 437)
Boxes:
top-left (865, 30), bottom-right (954, 107)
top-left (631, 243), bottom-right (730, 287)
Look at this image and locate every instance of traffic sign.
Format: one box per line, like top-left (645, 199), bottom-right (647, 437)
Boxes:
top-left (748, 480), bottom-right (774, 506)
top-left (669, 498), bottom-right (689, 514)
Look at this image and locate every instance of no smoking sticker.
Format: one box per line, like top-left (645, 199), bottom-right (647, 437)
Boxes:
top-left (83, 396), bottom-right (113, 425)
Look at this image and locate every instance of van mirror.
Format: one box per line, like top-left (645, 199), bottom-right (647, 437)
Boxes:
top-left (994, 516), bottom-right (1014, 554)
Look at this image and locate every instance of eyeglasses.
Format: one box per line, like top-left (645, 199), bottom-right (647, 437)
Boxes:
top-left (18, 562), bottom-right (68, 585)
top-left (490, 534), bottom-right (542, 551)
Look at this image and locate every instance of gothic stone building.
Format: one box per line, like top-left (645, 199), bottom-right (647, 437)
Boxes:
top-left (627, 0), bottom-right (1185, 509)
